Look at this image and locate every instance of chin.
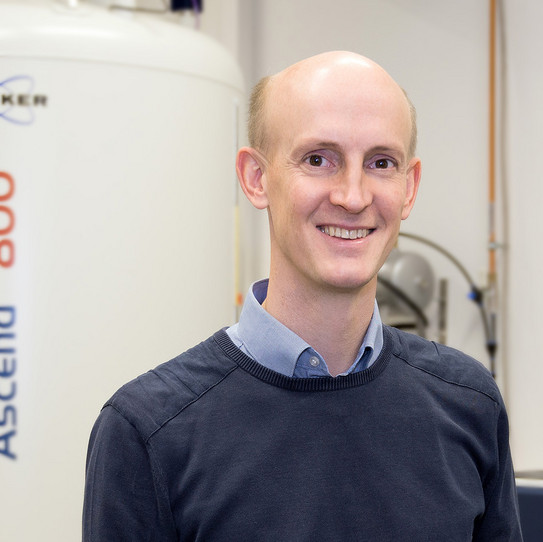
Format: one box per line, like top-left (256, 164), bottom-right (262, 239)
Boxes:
top-left (317, 270), bottom-right (378, 293)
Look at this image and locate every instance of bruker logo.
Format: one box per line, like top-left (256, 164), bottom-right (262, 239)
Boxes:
top-left (0, 75), bottom-right (47, 125)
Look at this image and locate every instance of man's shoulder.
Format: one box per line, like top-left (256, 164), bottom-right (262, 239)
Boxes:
top-left (385, 326), bottom-right (501, 405)
top-left (104, 330), bottom-right (238, 440)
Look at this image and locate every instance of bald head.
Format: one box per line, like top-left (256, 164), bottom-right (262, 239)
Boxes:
top-left (248, 51), bottom-right (417, 159)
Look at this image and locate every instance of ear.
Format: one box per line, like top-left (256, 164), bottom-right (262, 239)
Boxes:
top-left (401, 157), bottom-right (422, 220)
top-left (236, 147), bottom-right (269, 210)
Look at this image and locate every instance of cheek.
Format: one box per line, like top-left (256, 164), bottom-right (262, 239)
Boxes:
top-left (375, 186), bottom-right (408, 221)
top-left (271, 182), bottom-right (313, 218)
top-left (266, 186), bottom-right (296, 238)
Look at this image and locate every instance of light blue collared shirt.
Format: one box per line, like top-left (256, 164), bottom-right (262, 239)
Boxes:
top-left (226, 279), bottom-right (384, 378)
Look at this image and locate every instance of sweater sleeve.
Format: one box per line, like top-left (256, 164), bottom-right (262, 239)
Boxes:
top-left (83, 405), bottom-right (177, 541)
top-left (473, 400), bottom-right (523, 541)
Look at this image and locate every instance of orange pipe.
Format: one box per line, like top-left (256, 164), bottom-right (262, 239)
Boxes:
top-left (489, 0), bottom-right (497, 279)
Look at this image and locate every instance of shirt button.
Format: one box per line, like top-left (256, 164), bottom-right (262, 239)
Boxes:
top-left (309, 356), bottom-right (320, 367)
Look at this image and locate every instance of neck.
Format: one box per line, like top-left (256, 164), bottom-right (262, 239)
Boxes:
top-left (263, 276), bottom-right (377, 376)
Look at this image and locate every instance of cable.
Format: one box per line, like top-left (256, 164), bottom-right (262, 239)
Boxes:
top-left (398, 231), bottom-right (494, 374)
top-left (399, 232), bottom-right (476, 288)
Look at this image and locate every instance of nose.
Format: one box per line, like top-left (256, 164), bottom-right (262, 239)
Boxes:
top-left (329, 165), bottom-right (373, 213)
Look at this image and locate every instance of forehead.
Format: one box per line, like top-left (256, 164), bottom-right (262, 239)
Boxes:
top-left (266, 61), bottom-right (411, 156)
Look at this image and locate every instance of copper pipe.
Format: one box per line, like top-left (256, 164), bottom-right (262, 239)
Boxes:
top-left (489, 0), bottom-right (497, 280)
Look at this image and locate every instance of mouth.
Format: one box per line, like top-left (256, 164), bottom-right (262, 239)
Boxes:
top-left (317, 226), bottom-right (372, 240)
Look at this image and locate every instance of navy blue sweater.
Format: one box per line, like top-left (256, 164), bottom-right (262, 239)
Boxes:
top-left (83, 326), bottom-right (522, 541)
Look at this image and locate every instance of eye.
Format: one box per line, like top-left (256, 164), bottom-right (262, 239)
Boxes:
top-left (369, 158), bottom-right (396, 169)
top-left (305, 154), bottom-right (333, 167)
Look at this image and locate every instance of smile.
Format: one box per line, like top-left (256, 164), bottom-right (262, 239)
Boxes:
top-left (318, 226), bottom-right (371, 239)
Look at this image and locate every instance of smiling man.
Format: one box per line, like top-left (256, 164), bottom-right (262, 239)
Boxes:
top-left (83, 52), bottom-right (522, 541)
top-left (235, 52), bottom-right (420, 377)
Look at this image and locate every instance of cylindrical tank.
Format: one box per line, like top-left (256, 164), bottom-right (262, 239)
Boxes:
top-left (0, 1), bottom-right (244, 539)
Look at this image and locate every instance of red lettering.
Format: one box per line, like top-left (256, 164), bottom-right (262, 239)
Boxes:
top-left (0, 172), bottom-right (14, 268)
top-left (0, 240), bottom-right (14, 268)
top-left (0, 206), bottom-right (14, 236)
top-left (0, 172), bottom-right (14, 201)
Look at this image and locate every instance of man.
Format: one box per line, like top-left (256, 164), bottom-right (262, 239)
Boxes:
top-left (83, 51), bottom-right (522, 541)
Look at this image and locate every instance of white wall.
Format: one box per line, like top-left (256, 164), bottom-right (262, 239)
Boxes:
top-left (203, 0), bottom-right (541, 471)
top-left (503, 0), bottom-right (543, 471)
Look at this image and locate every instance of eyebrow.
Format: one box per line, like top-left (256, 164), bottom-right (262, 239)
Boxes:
top-left (292, 140), bottom-right (343, 153)
top-left (365, 145), bottom-right (407, 163)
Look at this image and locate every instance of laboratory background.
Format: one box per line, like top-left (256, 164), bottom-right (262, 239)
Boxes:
top-left (1, 0), bottom-right (541, 540)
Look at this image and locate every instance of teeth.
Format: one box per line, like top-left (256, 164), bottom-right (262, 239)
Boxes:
top-left (320, 226), bottom-right (369, 239)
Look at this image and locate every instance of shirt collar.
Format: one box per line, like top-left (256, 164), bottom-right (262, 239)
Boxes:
top-left (236, 279), bottom-right (383, 377)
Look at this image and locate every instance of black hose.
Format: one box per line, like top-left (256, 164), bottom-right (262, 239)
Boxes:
top-left (399, 231), bottom-right (496, 375)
